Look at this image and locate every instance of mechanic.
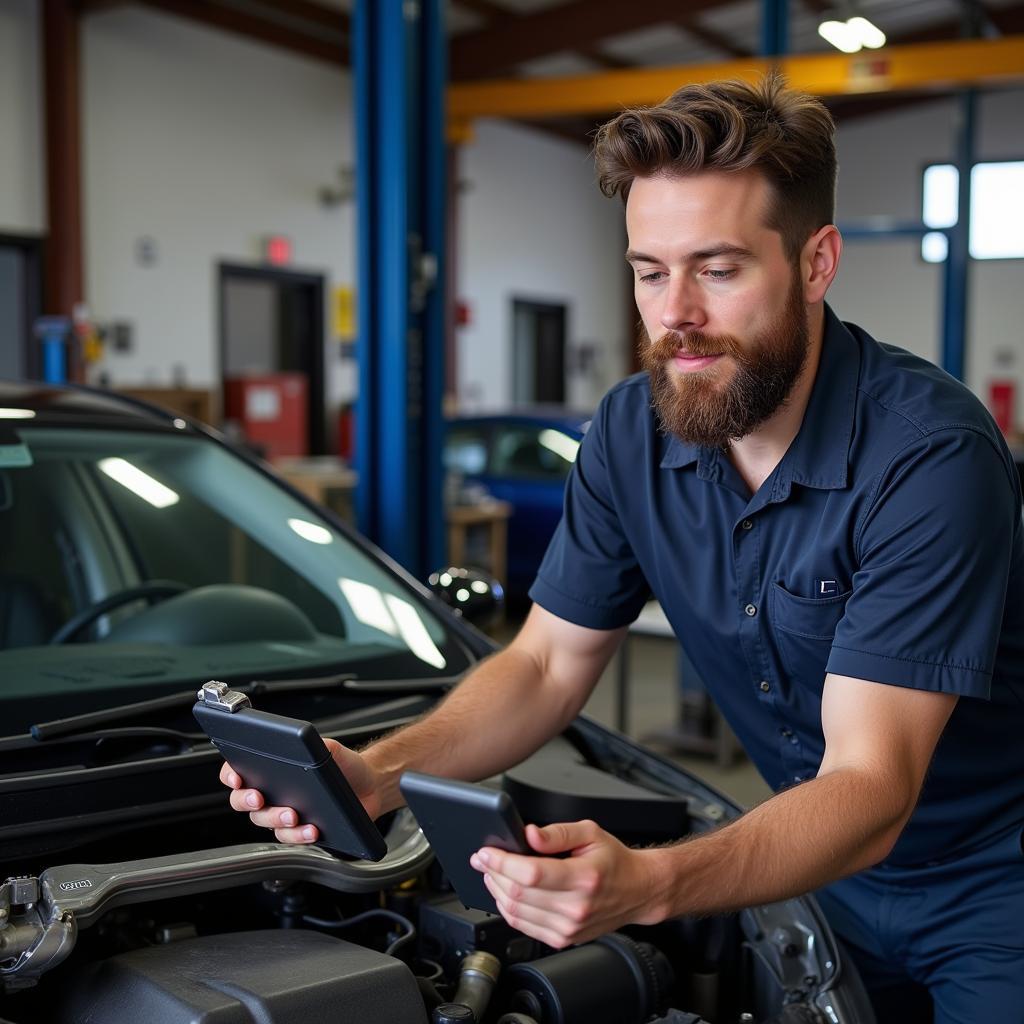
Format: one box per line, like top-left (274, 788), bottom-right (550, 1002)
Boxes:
top-left (222, 76), bottom-right (1024, 1023)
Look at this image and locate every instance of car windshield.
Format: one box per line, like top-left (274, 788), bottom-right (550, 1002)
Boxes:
top-left (0, 424), bottom-right (469, 727)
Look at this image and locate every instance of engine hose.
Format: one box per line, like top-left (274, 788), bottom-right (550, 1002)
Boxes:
top-left (451, 951), bottom-right (501, 1021)
top-left (431, 951), bottom-right (502, 1024)
top-left (496, 1016), bottom-right (540, 1024)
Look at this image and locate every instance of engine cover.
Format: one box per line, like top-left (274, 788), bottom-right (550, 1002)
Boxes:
top-left (54, 928), bottom-right (428, 1024)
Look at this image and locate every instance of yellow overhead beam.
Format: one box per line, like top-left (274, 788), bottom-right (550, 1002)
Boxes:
top-left (448, 34), bottom-right (1024, 128)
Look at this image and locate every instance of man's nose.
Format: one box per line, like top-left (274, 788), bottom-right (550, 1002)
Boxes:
top-left (659, 277), bottom-right (706, 334)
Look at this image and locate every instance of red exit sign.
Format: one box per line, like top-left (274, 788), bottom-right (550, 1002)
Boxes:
top-left (264, 235), bottom-right (292, 266)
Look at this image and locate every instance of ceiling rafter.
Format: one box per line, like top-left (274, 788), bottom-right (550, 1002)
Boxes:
top-left (453, 0), bottom-right (640, 74)
top-left (450, 0), bottom-right (743, 81)
top-left (244, 0), bottom-right (349, 37)
top-left (90, 0), bottom-right (349, 67)
top-left (675, 19), bottom-right (753, 58)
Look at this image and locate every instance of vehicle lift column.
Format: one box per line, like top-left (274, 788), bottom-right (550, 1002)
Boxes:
top-left (354, 0), bottom-right (447, 580)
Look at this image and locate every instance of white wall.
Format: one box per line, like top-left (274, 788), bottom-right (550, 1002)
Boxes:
top-left (81, 7), bottom-right (356, 397)
top-left (2, 5), bottom-right (1019, 422)
top-left (0, 0), bottom-right (44, 235)
top-left (456, 119), bottom-right (628, 411)
top-left (830, 89), bottom-right (1024, 404)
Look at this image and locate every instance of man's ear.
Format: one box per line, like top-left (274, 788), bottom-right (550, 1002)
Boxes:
top-left (802, 225), bottom-right (842, 304)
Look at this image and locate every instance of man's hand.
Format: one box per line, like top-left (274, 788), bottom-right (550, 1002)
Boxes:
top-left (219, 738), bottom-right (382, 844)
top-left (470, 820), bottom-right (663, 948)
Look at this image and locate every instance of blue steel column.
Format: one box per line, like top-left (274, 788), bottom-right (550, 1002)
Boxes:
top-left (941, 90), bottom-right (975, 381)
top-left (761, 0), bottom-right (789, 57)
top-left (354, 0), bottom-right (446, 579)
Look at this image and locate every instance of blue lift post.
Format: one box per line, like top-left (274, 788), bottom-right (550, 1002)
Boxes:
top-left (354, 0), bottom-right (447, 580)
top-left (941, 90), bottom-right (976, 382)
top-left (761, 0), bottom-right (789, 62)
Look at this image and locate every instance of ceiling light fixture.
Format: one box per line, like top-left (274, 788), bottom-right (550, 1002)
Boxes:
top-left (818, 14), bottom-right (886, 53)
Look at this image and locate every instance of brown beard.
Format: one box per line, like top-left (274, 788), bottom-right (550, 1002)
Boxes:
top-left (638, 274), bottom-right (810, 448)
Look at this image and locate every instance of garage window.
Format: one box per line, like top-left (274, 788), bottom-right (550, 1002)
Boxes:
top-left (922, 160), bottom-right (1024, 262)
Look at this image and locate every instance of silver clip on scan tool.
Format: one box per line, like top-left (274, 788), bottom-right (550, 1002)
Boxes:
top-left (193, 680), bottom-right (388, 861)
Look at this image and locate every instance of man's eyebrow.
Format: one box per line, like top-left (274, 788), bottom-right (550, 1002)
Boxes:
top-left (625, 244), bottom-right (755, 264)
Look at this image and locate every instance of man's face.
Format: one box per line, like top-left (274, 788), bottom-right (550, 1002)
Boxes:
top-left (626, 171), bottom-right (810, 447)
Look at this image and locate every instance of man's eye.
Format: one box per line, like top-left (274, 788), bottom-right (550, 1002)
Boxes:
top-left (638, 271), bottom-right (665, 283)
top-left (705, 268), bottom-right (736, 280)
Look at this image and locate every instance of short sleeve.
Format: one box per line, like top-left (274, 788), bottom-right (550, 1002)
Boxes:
top-left (528, 391), bottom-right (649, 629)
top-left (827, 428), bottom-right (1020, 698)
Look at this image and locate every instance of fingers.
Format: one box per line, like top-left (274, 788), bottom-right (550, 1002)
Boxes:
top-left (481, 874), bottom-right (591, 950)
top-left (253, 807), bottom-right (321, 843)
top-left (527, 820), bottom-right (602, 855)
top-left (218, 761), bottom-right (319, 845)
top-left (471, 847), bottom-right (578, 892)
top-left (273, 824), bottom-right (319, 844)
top-left (228, 787), bottom-right (264, 812)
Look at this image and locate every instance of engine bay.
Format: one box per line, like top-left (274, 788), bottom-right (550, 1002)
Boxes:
top-left (0, 722), bottom-right (867, 1024)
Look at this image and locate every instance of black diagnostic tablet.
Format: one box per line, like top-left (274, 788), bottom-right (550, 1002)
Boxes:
top-left (194, 681), bottom-right (387, 861)
top-left (399, 770), bottom-right (530, 913)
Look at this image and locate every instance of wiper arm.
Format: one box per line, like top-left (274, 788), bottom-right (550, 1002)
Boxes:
top-left (338, 674), bottom-right (462, 695)
top-left (28, 687), bottom-right (212, 741)
top-left (21, 674), bottom-right (357, 742)
top-left (17, 672), bottom-right (460, 743)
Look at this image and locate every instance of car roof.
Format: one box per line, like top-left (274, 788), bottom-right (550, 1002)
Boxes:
top-left (0, 379), bottom-right (183, 429)
top-left (449, 407), bottom-right (590, 431)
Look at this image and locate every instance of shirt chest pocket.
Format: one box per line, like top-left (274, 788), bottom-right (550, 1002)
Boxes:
top-left (770, 581), bottom-right (851, 691)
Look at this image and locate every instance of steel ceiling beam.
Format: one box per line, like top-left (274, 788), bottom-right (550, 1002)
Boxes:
top-left (448, 34), bottom-right (1024, 124)
top-left (450, 0), bottom-right (740, 81)
top-left (120, 0), bottom-right (348, 67)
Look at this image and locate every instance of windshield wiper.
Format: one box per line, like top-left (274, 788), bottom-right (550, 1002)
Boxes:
top-left (12, 672), bottom-right (461, 744)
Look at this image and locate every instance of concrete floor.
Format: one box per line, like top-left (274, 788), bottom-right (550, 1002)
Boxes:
top-left (489, 617), bottom-right (773, 810)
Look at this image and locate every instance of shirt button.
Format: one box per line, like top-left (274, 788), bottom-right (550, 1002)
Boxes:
top-left (759, 680), bottom-right (771, 693)
top-left (741, 519), bottom-right (753, 531)
top-left (745, 603), bottom-right (758, 617)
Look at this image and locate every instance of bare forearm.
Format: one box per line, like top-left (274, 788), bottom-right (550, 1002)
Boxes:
top-left (364, 646), bottom-right (585, 813)
top-left (646, 766), bottom-right (911, 920)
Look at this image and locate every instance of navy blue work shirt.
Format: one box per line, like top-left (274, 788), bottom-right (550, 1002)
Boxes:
top-left (530, 306), bottom-right (1024, 865)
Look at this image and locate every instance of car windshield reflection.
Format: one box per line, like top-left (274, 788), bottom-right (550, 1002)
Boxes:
top-left (0, 426), bottom-right (468, 722)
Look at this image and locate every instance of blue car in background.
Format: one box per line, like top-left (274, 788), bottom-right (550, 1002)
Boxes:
top-left (445, 409), bottom-right (590, 598)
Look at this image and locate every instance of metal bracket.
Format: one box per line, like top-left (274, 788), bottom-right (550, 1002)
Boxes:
top-left (197, 680), bottom-right (252, 713)
top-left (0, 876), bottom-right (76, 992)
top-left (742, 899), bottom-right (836, 1003)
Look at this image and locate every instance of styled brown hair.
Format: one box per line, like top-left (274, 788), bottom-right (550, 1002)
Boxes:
top-left (593, 74), bottom-right (836, 260)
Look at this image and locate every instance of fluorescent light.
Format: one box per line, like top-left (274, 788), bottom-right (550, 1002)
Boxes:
top-left (98, 457), bottom-right (179, 508)
top-left (818, 16), bottom-right (886, 53)
top-left (288, 517), bottom-right (333, 545)
top-left (818, 19), bottom-right (861, 53)
top-left (0, 409), bottom-right (35, 419)
top-left (848, 16), bottom-right (885, 48)
top-left (538, 428), bottom-right (580, 463)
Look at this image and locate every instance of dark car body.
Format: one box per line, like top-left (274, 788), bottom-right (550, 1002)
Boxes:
top-left (0, 381), bottom-right (873, 1024)
top-left (445, 410), bottom-right (589, 597)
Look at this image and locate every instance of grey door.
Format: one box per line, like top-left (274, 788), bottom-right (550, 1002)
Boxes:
top-left (0, 237), bottom-right (43, 381)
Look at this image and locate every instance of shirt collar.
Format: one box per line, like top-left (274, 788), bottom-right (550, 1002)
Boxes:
top-left (659, 304), bottom-right (859, 495)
